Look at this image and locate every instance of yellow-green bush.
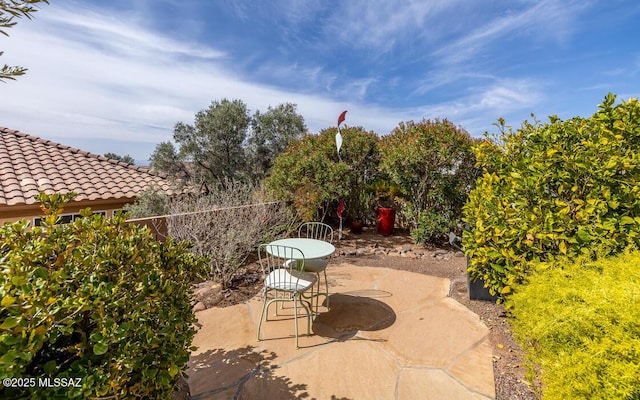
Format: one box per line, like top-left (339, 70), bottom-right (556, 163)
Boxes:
top-left (509, 250), bottom-right (640, 399)
top-left (463, 94), bottom-right (640, 296)
top-left (0, 193), bottom-right (207, 399)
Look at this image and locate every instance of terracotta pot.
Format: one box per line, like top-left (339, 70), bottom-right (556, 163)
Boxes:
top-left (349, 220), bottom-right (364, 233)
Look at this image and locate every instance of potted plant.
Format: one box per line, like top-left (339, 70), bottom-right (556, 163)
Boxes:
top-left (345, 190), bottom-right (376, 233)
top-left (370, 179), bottom-right (400, 236)
top-left (448, 232), bottom-right (498, 302)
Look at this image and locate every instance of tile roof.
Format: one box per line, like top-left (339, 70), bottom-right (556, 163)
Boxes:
top-left (0, 127), bottom-right (173, 206)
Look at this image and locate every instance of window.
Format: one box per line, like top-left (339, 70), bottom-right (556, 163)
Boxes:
top-left (34, 211), bottom-right (107, 226)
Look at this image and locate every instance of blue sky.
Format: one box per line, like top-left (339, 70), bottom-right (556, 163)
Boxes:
top-left (1, 0), bottom-right (639, 162)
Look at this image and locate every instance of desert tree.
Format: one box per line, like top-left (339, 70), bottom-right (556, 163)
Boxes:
top-left (151, 99), bottom-right (306, 190)
top-left (151, 99), bottom-right (250, 192)
top-left (247, 102), bottom-right (306, 182)
top-left (104, 152), bottom-right (135, 165)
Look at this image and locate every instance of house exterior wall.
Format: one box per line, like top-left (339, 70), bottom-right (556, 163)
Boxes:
top-left (0, 198), bottom-right (136, 226)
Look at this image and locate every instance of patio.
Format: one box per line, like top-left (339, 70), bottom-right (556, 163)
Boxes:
top-left (187, 262), bottom-right (495, 399)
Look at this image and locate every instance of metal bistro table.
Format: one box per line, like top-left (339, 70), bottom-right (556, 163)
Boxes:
top-left (265, 237), bottom-right (336, 317)
top-left (266, 238), bottom-right (335, 260)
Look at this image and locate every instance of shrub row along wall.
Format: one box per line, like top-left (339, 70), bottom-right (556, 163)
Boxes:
top-left (125, 200), bottom-right (287, 241)
top-left (125, 180), bottom-right (298, 289)
top-left (164, 195), bottom-right (296, 289)
top-left (0, 193), bottom-right (208, 399)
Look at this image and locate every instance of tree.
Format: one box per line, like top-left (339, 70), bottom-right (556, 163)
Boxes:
top-left (149, 141), bottom-right (188, 180)
top-left (104, 152), bottom-right (135, 164)
top-left (1, 0), bottom-right (49, 82)
top-left (151, 99), bottom-right (306, 190)
top-left (123, 184), bottom-right (169, 218)
top-left (150, 99), bottom-right (250, 192)
top-left (247, 103), bottom-right (306, 182)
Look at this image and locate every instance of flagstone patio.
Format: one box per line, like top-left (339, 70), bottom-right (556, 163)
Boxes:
top-left (187, 263), bottom-right (495, 399)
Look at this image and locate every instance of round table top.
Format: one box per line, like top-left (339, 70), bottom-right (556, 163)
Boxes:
top-left (267, 238), bottom-right (335, 260)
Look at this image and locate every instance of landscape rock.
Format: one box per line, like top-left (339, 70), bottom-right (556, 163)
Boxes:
top-left (194, 281), bottom-right (221, 297)
top-left (193, 302), bottom-right (206, 312)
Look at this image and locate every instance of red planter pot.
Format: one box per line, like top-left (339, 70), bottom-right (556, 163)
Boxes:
top-left (376, 207), bottom-right (395, 236)
top-left (349, 220), bottom-right (364, 233)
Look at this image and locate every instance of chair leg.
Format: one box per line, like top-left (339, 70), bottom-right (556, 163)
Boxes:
top-left (305, 298), bottom-right (312, 335)
top-left (259, 289), bottom-right (314, 348)
top-left (323, 269), bottom-right (330, 309)
top-left (315, 272), bottom-right (321, 314)
top-left (293, 294), bottom-right (299, 348)
top-left (294, 294), bottom-right (314, 348)
top-left (275, 291), bottom-right (283, 316)
top-left (257, 288), bottom-right (268, 341)
top-left (295, 294), bottom-right (313, 348)
top-left (312, 270), bottom-right (330, 313)
top-left (310, 278), bottom-right (316, 316)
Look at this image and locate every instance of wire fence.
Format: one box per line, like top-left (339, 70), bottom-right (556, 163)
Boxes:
top-left (125, 201), bottom-right (287, 241)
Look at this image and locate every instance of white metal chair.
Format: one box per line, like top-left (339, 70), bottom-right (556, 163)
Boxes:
top-left (297, 222), bottom-right (333, 313)
top-left (257, 244), bottom-right (317, 348)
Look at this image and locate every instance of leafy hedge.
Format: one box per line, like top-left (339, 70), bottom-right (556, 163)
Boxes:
top-left (266, 127), bottom-right (379, 221)
top-left (0, 193), bottom-right (207, 399)
top-left (509, 250), bottom-right (640, 399)
top-left (379, 119), bottom-right (480, 243)
top-left (463, 94), bottom-right (640, 296)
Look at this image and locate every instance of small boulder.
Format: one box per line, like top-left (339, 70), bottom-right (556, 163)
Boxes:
top-left (193, 302), bottom-right (206, 312)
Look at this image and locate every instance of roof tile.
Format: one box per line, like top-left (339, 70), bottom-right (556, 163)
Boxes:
top-left (1, 127), bottom-right (174, 206)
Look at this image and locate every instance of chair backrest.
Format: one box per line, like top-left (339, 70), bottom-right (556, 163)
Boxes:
top-left (298, 222), bottom-right (333, 243)
top-left (258, 244), bottom-right (306, 290)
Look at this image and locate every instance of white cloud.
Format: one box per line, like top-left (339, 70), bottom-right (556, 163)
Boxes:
top-left (433, 0), bottom-right (590, 65)
top-left (0, 2), bottom-right (409, 157)
top-left (326, 0), bottom-right (461, 52)
top-left (3, 0), bottom-right (618, 161)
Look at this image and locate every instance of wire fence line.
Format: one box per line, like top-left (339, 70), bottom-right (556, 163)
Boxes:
top-left (126, 201), bottom-right (286, 222)
top-left (126, 201), bottom-right (289, 241)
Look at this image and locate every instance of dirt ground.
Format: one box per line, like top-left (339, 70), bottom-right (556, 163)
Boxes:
top-left (212, 228), bottom-right (536, 400)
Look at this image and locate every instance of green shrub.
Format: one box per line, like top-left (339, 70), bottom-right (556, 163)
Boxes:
top-left (463, 94), bottom-right (640, 296)
top-left (408, 208), bottom-right (457, 245)
top-left (0, 193), bottom-right (207, 399)
top-left (266, 127), bottom-right (379, 222)
top-left (509, 250), bottom-right (640, 400)
top-left (123, 183), bottom-right (170, 218)
top-left (378, 119), bottom-right (480, 243)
